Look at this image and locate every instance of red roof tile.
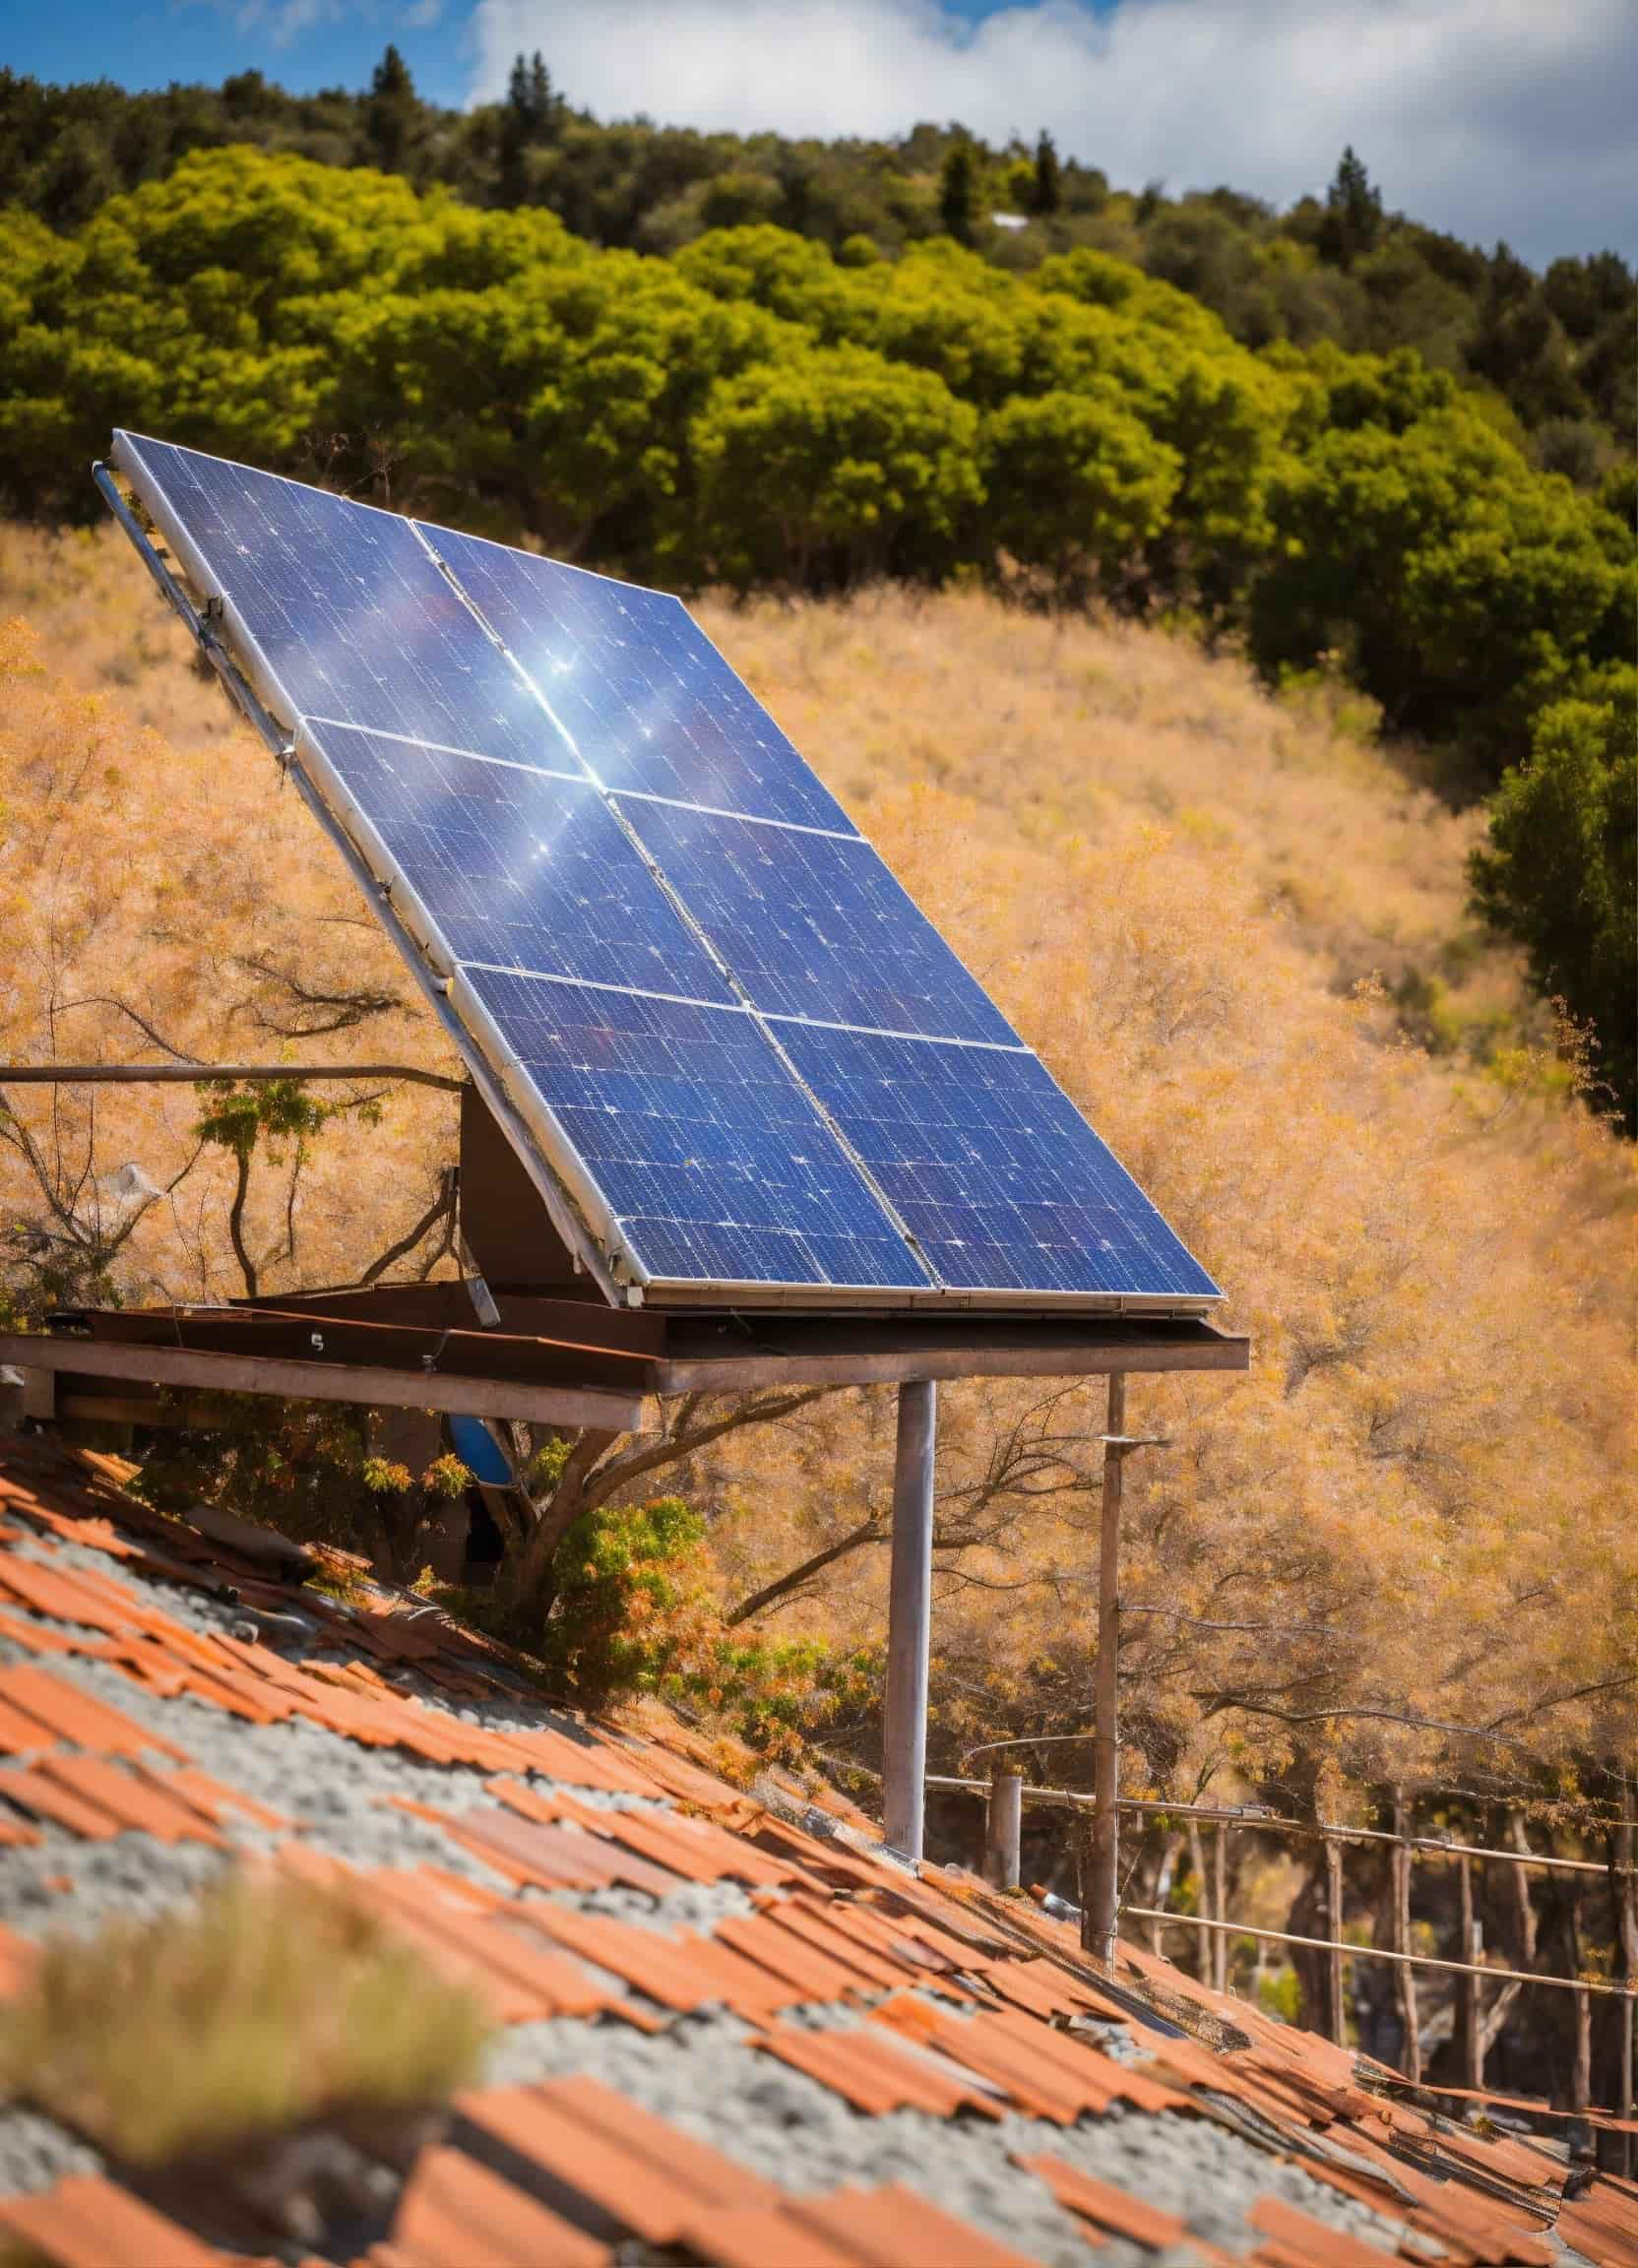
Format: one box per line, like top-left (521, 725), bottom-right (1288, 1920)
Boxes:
top-left (788, 2181), bottom-right (1044, 2268)
top-left (0, 1664), bottom-right (189, 1761)
top-left (1016, 2154), bottom-right (1196, 2250)
top-left (456, 2075), bottom-right (778, 2245)
top-left (36, 1753), bottom-right (224, 1846)
top-left (675, 2202), bottom-right (866, 2267)
top-left (0, 2175), bottom-right (225, 2268)
top-left (0, 1761), bottom-right (123, 1838)
top-left (754, 2019), bottom-right (1006, 2119)
top-left (391, 2144), bottom-right (609, 2268)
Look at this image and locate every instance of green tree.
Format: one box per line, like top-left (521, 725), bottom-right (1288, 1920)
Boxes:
top-left (1470, 682), bottom-right (1637, 1127)
top-left (690, 343), bottom-right (981, 586)
top-left (1250, 393), bottom-right (1633, 770)
top-left (1031, 130), bottom-right (1061, 218)
top-left (1319, 146), bottom-right (1382, 270)
top-left (364, 46), bottom-right (418, 175)
top-left (939, 139), bottom-right (978, 244)
top-left (499, 50), bottom-right (559, 204)
top-left (979, 387), bottom-right (1180, 588)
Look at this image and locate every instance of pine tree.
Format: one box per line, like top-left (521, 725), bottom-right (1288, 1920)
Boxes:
top-left (500, 50), bottom-right (559, 204)
top-left (365, 45), bottom-right (417, 175)
top-left (939, 139), bottom-right (977, 244)
top-left (1031, 130), bottom-right (1061, 218)
top-left (1320, 145), bottom-right (1382, 269)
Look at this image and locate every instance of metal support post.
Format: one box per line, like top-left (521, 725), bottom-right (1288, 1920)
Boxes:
top-left (883, 1378), bottom-right (937, 1863)
top-left (1084, 1372), bottom-right (1126, 1968)
top-left (1393, 1791), bottom-right (1421, 2084)
top-left (1325, 1836), bottom-right (1347, 2047)
top-left (1573, 1984), bottom-right (1593, 2114)
top-left (1214, 1826), bottom-right (1230, 1992)
top-left (1458, 1852), bottom-right (1483, 2090)
top-left (985, 1767), bottom-right (1023, 1891)
top-left (1619, 1802), bottom-right (1637, 2176)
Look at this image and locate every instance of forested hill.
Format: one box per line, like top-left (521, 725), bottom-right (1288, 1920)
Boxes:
top-left (0, 56), bottom-right (1633, 1123)
top-left (4, 57), bottom-right (1635, 464)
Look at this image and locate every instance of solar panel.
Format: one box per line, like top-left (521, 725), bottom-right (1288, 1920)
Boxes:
top-left (458, 971), bottom-right (931, 1292)
top-left (422, 528), bottom-right (856, 834)
top-left (609, 797), bottom-right (1017, 1044)
top-left (108, 431), bottom-right (1221, 1312)
top-left (294, 723), bottom-right (732, 1000)
top-left (776, 1025), bottom-right (1220, 1299)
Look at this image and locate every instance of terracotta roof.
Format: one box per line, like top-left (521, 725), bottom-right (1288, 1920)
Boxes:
top-left (0, 1427), bottom-right (1631, 2268)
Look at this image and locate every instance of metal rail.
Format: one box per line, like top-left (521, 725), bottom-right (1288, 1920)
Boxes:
top-left (0, 1064), bottom-right (466, 1093)
top-left (1124, 1906), bottom-right (1635, 1998)
top-left (923, 1774), bottom-right (1632, 1878)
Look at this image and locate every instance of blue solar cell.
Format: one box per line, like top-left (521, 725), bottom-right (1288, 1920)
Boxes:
top-left (117, 434), bottom-right (557, 767)
top-left (777, 1025), bottom-right (1221, 1299)
top-left (418, 524), bottom-right (855, 834)
top-left (463, 971), bottom-right (932, 1291)
top-left (614, 797), bottom-right (1017, 1045)
top-left (111, 435), bottom-right (1223, 1306)
top-left (301, 724), bottom-right (734, 1002)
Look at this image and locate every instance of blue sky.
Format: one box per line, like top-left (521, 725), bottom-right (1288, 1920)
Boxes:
top-left (6, 1), bottom-right (1632, 265)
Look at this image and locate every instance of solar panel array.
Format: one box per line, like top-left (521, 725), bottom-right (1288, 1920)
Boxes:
top-left (110, 431), bottom-right (1220, 1309)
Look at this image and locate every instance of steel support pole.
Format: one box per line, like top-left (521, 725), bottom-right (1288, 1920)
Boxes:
top-left (985, 1767), bottom-right (1024, 1891)
top-left (883, 1378), bottom-right (937, 1863)
top-left (1325, 1836), bottom-right (1347, 2047)
top-left (1084, 1372), bottom-right (1125, 1968)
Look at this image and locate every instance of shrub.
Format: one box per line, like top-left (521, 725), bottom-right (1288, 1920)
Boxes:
top-left (0, 1876), bottom-right (490, 2164)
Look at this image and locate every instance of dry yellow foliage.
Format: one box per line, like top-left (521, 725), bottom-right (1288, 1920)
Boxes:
top-left (1, 526), bottom-right (1632, 1811)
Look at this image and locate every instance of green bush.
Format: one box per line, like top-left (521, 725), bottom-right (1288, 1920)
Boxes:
top-left (1470, 679), bottom-right (1637, 1126)
top-left (520, 1493), bottom-right (856, 1758)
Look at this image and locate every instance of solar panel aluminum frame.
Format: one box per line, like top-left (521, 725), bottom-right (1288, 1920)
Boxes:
top-left (100, 439), bottom-right (1222, 1321)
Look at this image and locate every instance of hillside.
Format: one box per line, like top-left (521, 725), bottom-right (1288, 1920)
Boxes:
top-left (2, 523), bottom-right (1631, 1858)
top-left (3, 59), bottom-right (1633, 464)
top-left (3, 131), bottom-right (1631, 1120)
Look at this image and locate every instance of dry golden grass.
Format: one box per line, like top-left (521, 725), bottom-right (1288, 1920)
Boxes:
top-left (3, 523), bottom-right (1633, 1797)
top-left (0, 1876), bottom-right (490, 2163)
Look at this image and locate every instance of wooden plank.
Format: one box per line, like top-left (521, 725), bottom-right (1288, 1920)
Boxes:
top-left (654, 1320), bottom-right (1250, 1391)
top-left (74, 1306), bottom-right (649, 1390)
top-left (251, 1282), bottom-right (668, 1354)
top-left (0, 1335), bottom-right (643, 1431)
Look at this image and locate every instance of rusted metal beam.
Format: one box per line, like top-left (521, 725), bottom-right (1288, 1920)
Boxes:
top-left (0, 1062), bottom-right (465, 1092)
top-left (1126, 1909), bottom-right (1637, 1998)
top-left (0, 1334), bottom-right (642, 1431)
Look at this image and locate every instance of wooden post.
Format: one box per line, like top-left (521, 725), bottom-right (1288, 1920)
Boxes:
top-left (1325, 1836), bottom-right (1347, 2047)
top-left (985, 1766), bottom-right (1023, 1891)
top-left (1214, 1826), bottom-right (1230, 1993)
top-left (1187, 1820), bottom-right (1211, 1985)
top-left (1393, 1792), bottom-right (1421, 2084)
top-left (1083, 1371), bottom-right (1125, 1969)
top-left (1573, 1985), bottom-right (1592, 2115)
top-left (1458, 1852), bottom-right (1483, 2090)
top-left (882, 1379), bottom-right (936, 1863)
top-left (1618, 1801), bottom-right (1636, 2178)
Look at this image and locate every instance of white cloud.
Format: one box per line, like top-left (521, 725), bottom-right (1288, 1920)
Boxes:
top-left (467, 0), bottom-right (1635, 263)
